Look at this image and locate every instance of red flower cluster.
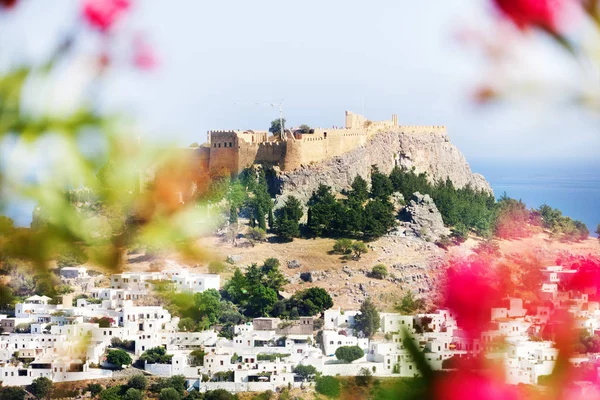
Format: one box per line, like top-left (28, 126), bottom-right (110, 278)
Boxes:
top-left (443, 258), bottom-right (500, 338)
top-left (492, 0), bottom-right (567, 32)
top-left (82, 0), bottom-right (130, 33)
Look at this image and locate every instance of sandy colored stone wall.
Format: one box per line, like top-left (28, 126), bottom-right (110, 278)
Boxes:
top-left (203, 113), bottom-right (449, 175)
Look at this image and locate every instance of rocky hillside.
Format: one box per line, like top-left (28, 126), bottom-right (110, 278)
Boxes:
top-left (275, 129), bottom-right (492, 205)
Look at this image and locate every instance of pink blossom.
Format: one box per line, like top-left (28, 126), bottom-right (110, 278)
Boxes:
top-left (443, 258), bottom-right (500, 338)
top-left (132, 36), bottom-right (158, 70)
top-left (82, 0), bottom-right (130, 33)
top-left (435, 370), bottom-right (522, 400)
top-left (492, 0), bottom-right (573, 33)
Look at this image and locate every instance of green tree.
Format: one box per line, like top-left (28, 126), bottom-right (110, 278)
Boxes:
top-left (273, 196), bottom-right (303, 241)
top-left (349, 175), bottom-right (369, 203)
top-left (370, 264), bottom-right (388, 279)
top-left (194, 289), bottom-right (222, 325)
top-left (223, 269), bottom-right (247, 304)
top-left (351, 241), bottom-right (368, 260)
top-left (246, 284), bottom-right (277, 317)
top-left (354, 298), bottom-right (380, 338)
top-left (269, 118), bottom-right (286, 140)
top-left (335, 346), bottom-right (364, 363)
top-left (106, 349), bottom-right (132, 367)
top-left (100, 386), bottom-right (123, 400)
top-left (451, 223), bottom-right (469, 243)
top-left (140, 347), bottom-right (173, 364)
top-left (596, 224), bottom-right (600, 241)
top-left (315, 376), bottom-right (341, 398)
top-left (363, 199), bottom-right (395, 238)
top-left (124, 388), bottom-right (143, 400)
top-left (127, 374), bottom-right (148, 391)
top-left (178, 317), bottom-right (196, 332)
top-left (298, 124), bottom-right (311, 133)
top-left (293, 364), bottom-right (318, 381)
top-left (396, 291), bottom-right (425, 315)
top-left (307, 184), bottom-right (337, 237)
top-left (260, 258), bottom-right (288, 293)
top-left (332, 238), bottom-right (353, 254)
top-left (159, 387), bottom-right (182, 400)
top-left (290, 287), bottom-right (333, 316)
top-left (30, 377), bottom-right (53, 400)
top-left (370, 165), bottom-right (393, 200)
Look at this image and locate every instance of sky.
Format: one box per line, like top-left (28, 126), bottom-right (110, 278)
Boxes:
top-left (1, 0), bottom-right (598, 163)
top-left (0, 0), bottom-right (599, 226)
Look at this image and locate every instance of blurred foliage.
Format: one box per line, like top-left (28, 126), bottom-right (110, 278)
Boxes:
top-left (0, 19), bottom-right (220, 301)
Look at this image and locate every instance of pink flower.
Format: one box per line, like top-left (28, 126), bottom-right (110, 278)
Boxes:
top-left (82, 0), bottom-right (130, 33)
top-left (435, 370), bottom-right (522, 400)
top-left (492, 0), bottom-right (567, 32)
top-left (443, 258), bottom-right (500, 338)
top-left (132, 37), bottom-right (158, 70)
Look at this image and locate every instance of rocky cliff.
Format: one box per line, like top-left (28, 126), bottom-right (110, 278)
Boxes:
top-left (275, 129), bottom-right (492, 204)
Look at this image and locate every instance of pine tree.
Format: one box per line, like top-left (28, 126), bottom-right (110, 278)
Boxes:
top-left (354, 298), bottom-right (380, 338)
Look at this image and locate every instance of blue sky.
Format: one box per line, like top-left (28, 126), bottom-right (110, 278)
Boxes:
top-left (1, 0), bottom-right (598, 164)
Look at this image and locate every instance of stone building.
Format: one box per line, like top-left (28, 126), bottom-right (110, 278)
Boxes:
top-left (196, 111), bottom-right (445, 176)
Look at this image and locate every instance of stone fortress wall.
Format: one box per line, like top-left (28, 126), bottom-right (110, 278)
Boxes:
top-left (203, 111), bottom-right (447, 175)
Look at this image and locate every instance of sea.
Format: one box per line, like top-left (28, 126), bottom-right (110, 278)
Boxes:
top-left (470, 159), bottom-right (600, 238)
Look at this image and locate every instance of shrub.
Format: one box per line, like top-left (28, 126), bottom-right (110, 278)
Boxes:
top-left (204, 389), bottom-right (236, 400)
top-left (99, 386), bottom-right (123, 400)
top-left (294, 364), bottom-right (317, 381)
top-left (332, 238), bottom-right (353, 254)
top-left (300, 272), bottom-right (312, 282)
top-left (370, 264), bottom-right (388, 279)
top-left (246, 227), bottom-right (266, 245)
top-left (140, 347), bottom-right (172, 364)
top-left (106, 349), bottom-right (132, 367)
top-left (208, 261), bottom-right (226, 274)
top-left (127, 374), bottom-right (147, 391)
top-left (86, 383), bottom-right (103, 397)
top-left (30, 376), bottom-right (53, 399)
top-left (124, 388), bottom-right (143, 400)
top-left (316, 376), bottom-right (341, 398)
top-left (435, 235), bottom-right (453, 249)
top-left (352, 241), bottom-right (368, 260)
top-left (159, 388), bottom-right (181, 400)
top-left (0, 386), bottom-right (27, 400)
top-left (355, 367), bottom-right (374, 387)
top-left (335, 346), bottom-right (364, 363)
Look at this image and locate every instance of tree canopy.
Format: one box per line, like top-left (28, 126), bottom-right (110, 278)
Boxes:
top-left (354, 298), bottom-right (380, 338)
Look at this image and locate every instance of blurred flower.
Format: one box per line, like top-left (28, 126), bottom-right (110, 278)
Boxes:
top-left (443, 258), bottom-right (500, 338)
top-left (97, 51), bottom-right (111, 72)
top-left (492, 0), bottom-right (568, 32)
top-left (473, 85), bottom-right (499, 104)
top-left (132, 36), bottom-right (158, 70)
top-left (82, 0), bottom-right (130, 33)
top-left (0, 0), bottom-right (17, 9)
top-left (435, 370), bottom-right (521, 400)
